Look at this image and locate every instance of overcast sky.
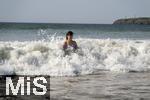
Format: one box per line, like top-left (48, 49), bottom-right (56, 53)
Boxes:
top-left (0, 0), bottom-right (150, 24)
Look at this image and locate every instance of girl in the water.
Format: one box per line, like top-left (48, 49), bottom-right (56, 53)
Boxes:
top-left (63, 31), bottom-right (78, 52)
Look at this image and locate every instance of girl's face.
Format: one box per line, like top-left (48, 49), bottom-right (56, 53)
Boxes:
top-left (67, 35), bottom-right (73, 40)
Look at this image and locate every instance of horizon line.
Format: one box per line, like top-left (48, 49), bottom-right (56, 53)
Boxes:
top-left (0, 21), bottom-right (113, 25)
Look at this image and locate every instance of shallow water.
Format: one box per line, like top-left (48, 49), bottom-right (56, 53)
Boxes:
top-left (50, 72), bottom-right (150, 100)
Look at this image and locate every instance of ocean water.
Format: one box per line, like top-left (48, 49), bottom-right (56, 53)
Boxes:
top-left (0, 23), bottom-right (150, 76)
top-left (1, 23), bottom-right (150, 99)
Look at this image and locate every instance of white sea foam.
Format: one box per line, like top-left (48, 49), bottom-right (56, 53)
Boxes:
top-left (0, 39), bottom-right (150, 76)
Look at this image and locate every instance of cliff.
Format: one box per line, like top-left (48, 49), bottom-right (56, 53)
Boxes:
top-left (113, 17), bottom-right (150, 25)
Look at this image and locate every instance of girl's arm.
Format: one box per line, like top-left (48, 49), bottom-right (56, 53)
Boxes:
top-left (63, 41), bottom-right (67, 50)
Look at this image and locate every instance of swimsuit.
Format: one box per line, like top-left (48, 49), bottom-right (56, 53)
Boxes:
top-left (63, 43), bottom-right (77, 50)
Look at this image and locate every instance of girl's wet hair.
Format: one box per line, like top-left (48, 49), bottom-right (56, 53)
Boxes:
top-left (66, 31), bottom-right (73, 40)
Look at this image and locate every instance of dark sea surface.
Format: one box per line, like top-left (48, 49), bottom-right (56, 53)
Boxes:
top-left (0, 23), bottom-right (150, 41)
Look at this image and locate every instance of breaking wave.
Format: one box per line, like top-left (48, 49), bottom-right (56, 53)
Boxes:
top-left (1, 38), bottom-right (150, 76)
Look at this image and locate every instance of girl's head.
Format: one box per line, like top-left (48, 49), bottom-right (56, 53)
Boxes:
top-left (66, 31), bottom-right (73, 40)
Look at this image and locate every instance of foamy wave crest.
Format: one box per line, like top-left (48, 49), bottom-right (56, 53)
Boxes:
top-left (0, 39), bottom-right (150, 76)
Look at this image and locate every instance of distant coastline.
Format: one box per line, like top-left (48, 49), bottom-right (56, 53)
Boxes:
top-left (113, 17), bottom-right (150, 25)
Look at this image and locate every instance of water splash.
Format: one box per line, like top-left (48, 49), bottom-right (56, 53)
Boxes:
top-left (0, 39), bottom-right (150, 76)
